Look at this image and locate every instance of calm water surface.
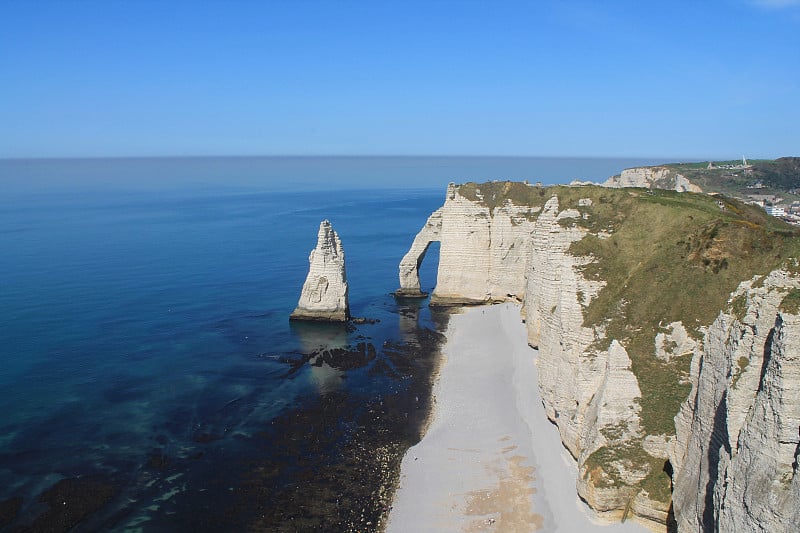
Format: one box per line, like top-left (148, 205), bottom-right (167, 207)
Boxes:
top-left (0, 156), bottom-right (663, 530)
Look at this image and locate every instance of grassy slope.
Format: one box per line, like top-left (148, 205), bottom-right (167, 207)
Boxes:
top-left (659, 157), bottom-right (800, 200)
top-left (457, 181), bottom-right (800, 503)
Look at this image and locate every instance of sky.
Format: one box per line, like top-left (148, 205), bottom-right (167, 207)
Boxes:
top-left (1, 0), bottom-right (798, 160)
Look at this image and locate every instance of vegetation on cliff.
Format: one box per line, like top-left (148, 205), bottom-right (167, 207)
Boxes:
top-left (659, 157), bottom-right (800, 199)
top-left (564, 188), bottom-right (800, 430)
top-left (456, 181), bottom-right (800, 505)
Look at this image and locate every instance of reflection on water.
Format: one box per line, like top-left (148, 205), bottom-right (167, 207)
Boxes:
top-left (309, 362), bottom-right (344, 394)
top-left (0, 181), bottom-right (450, 530)
top-left (395, 297), bottom-right (430, 342)
top-left (290, 320), bottom-right (348, 393)
top-left (290, 320), bottom-right (350, 353)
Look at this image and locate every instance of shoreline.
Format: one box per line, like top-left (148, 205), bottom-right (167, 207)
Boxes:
top-left (386, 303), bottom-right (647, 532)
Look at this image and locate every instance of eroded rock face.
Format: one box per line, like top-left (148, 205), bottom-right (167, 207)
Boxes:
top-left (604, 167), bottom-right (702, 193)
top-left (401, 191), bottom-right (666, 528)
top-left (290, 220), bottom-right (350, 322)
top-left (577, 341), bottom-right (646, 508)
top-left (523, 197), bottom-right (604, 451)
top-left (671, 270), bottom-right (800, 532)
top-left (397, 208), bottom-right (442, 297)
top-left (523, 197), bottom-right (667, 528)
top-left (716, 312), bottom-right (800, 532)
top-left (399, 183), bottom-right (800, 531)
top-left (397, 183), bottom-right (539, 304)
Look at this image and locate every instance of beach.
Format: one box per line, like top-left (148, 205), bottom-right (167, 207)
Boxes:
top-left (387, 303), bottom-right (647, 533)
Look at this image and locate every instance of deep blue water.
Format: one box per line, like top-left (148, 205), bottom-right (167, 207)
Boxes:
top-left (0, 156), bottom-right (664, 530)
top-left (0, 180), bottom-right (445, 530)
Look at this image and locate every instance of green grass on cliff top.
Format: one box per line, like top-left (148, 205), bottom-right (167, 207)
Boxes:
top-left (560, 186), bottom-right (800, 435)
top-left (658, 157), bottom-right (800, 200)
top-left (457, 181), bottom-right (800, 503)
top-left (460, 181), bottom-right (800, 435)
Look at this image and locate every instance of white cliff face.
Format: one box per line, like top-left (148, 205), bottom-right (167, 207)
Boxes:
top-left (671, 270), bottom-right (800, 532)
top-left (397, 208), bottom-right (442, 296)
top-left (290, 220), bottom-right (350, 322)
top-left (578, 341), bottom-right (646, 509)
top-left (399, 183), bottom-right (800, 532)
top-left (655, 322), bottom-right (696, 362)
top-left (523, 197), bottom-right (666, 528)
top-left (604, 167), bottom-right (702, 193)
top-left (716, 311), bottom-right (800, 532)
top-left (401, 191), bottom-right (666, 528)
top-left (524, 197), bottom-right (604, 452)
top-left (397, 183), bottom-right (539, 304)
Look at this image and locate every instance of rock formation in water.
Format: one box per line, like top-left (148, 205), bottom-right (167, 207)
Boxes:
top-left (290, 220), bottom-right (350, 322)
top-left (399, 181), bottom-right (800, 531)
top-left (396, 208), bottom-right (443, 297)
top-left (603, 166), bottom-right (702, 193)
top-left (397, 182), bottom-right (539, 304)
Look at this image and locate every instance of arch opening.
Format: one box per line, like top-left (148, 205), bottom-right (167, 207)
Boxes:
top-left (417, 241), bottom-right (440, 296)
top-left (396, 208), bottom-right (443, 297)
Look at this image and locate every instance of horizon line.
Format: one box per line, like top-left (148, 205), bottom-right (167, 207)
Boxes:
top-left (0, 153), bottom-right (764, 163)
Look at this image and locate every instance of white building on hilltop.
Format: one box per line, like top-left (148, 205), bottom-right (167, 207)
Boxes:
top-left (765, 205), bottom-right (785, 217)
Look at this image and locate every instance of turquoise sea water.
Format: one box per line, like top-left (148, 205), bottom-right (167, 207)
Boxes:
top-left (0, 156), bottom-right (663, 530)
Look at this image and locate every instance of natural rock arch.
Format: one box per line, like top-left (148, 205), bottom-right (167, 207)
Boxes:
top-left (395, 208), bottom-right (442, 297)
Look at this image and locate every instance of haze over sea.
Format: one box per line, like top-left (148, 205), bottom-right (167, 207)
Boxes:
top-left (1, 156), bottom-right (663, 530)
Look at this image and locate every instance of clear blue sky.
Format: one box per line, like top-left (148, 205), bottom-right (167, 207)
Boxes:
top-left (1, 0), bottom-right (798, 159)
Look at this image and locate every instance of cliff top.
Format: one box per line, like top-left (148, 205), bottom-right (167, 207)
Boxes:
top-left (639, 157), bottom-right (800, 200)
top-left (455, 182), bottom-right (800, 438)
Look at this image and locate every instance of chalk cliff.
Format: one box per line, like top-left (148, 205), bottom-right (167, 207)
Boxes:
top-left (399, 181), bottom-right (800, 532)
top-left (604, 167), bottom-right (702, 193)
top-left (397, 208), bottom-right (443, 297)
top-left (523, 196), bottom-right (668, 528)
top-left (671, 270), bottom-right (800, 532)
top-left (398, 182), bottom-right (539, 304)
top-left (290, 220), bottom-right (350, 322)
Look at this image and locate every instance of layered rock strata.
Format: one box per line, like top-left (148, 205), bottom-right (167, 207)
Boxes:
top-left (397, 182), bottom-right (539, 304)
top-left (290, 220), bottom-right (350, 322)
top-left (396, 208), bottom-right (443, 297)
top-left (671, 270), bottom-right (800, 532)
top-left (603, 167), bottom-right (702, 193)
top-left (400, 182), bottom-right (800, 532)
top-left (522, 197), bottom-right (667, 528)
top-left (402, 190), bottom-right (668, 529)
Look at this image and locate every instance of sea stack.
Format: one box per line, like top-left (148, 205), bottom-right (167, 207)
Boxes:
top-left (290, 220), bottom-right (350, 322)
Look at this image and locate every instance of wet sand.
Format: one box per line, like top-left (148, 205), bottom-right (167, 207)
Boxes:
top-left (387, 303), bottom-right (647, 533)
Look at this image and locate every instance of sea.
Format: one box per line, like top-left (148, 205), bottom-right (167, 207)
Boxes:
top-left (0, 156), bottom-right (664, 532)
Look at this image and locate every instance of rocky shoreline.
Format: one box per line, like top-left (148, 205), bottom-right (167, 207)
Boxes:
top-left (228, 311), bottom-right (449, 532)
top-left (395, 181), bottom-right (800, 531)
top-left (387, 303), bottom-right (648, 533)
top-left (1, 309), bottom-right (449, 532)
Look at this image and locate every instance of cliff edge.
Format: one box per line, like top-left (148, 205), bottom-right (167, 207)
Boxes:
top-left (399, 181), bottom-right (800, 531)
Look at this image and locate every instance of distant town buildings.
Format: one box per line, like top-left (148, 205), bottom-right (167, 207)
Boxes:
top-left (702, 157), bottom-right (798, 225)
top-left (765, 205), bottom-right (786, 217)
top-left (706, 156), bottom-right (752, 171)
top-left (742, 194), bottom-right (799, 224)
top-left (747, 194), bottom-right (782, 206)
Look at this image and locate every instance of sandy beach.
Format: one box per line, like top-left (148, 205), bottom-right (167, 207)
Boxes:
top-left (386, 303), bottom-right (647, 533)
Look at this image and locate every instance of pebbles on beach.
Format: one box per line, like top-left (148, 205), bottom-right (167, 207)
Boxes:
top-left (387, 303), bottom-right (646, 533)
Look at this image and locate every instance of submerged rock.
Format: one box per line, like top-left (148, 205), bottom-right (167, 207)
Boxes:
top-left (291, 220), bottom-right (350, 322)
